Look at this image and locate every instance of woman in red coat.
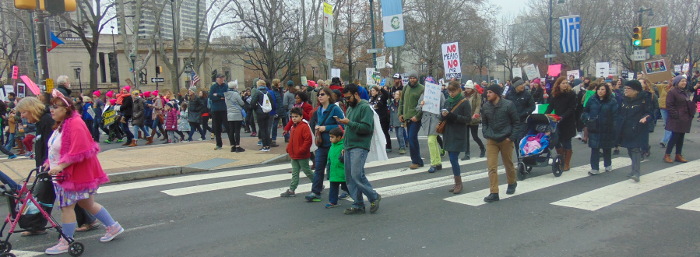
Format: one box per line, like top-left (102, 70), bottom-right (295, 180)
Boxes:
top-left (664, 76), bottom-right (695, 163)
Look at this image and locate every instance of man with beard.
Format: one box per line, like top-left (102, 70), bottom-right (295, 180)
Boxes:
top-left (335, 83), bottom-right (381, 215)
top-left (398, 72), bottom-right (425, 169)
top-left (390, 73), bottom-right (404, 98)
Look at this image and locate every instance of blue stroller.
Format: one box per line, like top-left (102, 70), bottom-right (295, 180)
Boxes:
top-left (516, 114), bottom-right (563, 180)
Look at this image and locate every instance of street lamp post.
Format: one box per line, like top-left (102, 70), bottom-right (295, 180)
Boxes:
top-left (634, 8), bottom-right (653, 74)
top-left (111, 26), bottom-right (119, 84)
top-left (311, 66), bottom-right (316, 81)
top-left (130, 53), bottom-right (136, 89)
top-left (547, 0), bottom-right (565, 65)
top-left (369, 0), bottom-right (377, 68)
top-left (74, 67), bottom-right (82, 94)
top-left (171, 0), bottom-right (179, 90)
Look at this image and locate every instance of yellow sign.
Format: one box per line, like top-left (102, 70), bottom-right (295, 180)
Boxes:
top-left (45, 78), bottom-right (54, 93)
top-left (323, 2), bottom-right (333, 15)
top-left (102, 109), bottom-right (117, 126)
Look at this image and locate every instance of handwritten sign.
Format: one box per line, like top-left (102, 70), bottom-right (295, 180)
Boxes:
top-left (524, 64), bottom-right (540, 80)
top-left (595, 62), bottom-right (610, 78)
top-left (103, 109), bottom-right (117, 126)
top-left (512, 67), bottom-right (522, 79)
top-left (566, 70), bottom-right (581, 79)
top-left (441, 42), bottom-right (461, 80)
top-left (643, 58), bottom-right (674, 83)
top-left (423, 81), bottom-right (441, 115)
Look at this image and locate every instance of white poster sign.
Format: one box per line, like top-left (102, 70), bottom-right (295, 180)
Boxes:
top-left (595, 62), bottom-right (610, 78)
top-left (512, 67), bottom-right (522, 79)
top-left (331, 69), bottom-right (341, 78)
top-left (441, 42), bottom-right (462, 79)
top-left (366, 68), bottom-right (376, 86)
top-left (323, 2), bottom-right (334, 60)
top-left (376, 56), bottom-right (386, 69)
top-left (523, 64), bottom-right (540, 80)
top-left (674, 65), bottom-right (682, 73)
top-left (566, 70), bottom-right (581, 79)
top-left (682, 63), bottom-right (690, 73)
top-left (423, 81), bottom-right (441, 115)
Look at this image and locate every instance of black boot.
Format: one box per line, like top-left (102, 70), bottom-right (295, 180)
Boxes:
top-left (479, 148), bottom-right (486, 158)
top-left (461, 152), bottom-right (470, 160)
top-left (483, 193), bottom-right (499, 202)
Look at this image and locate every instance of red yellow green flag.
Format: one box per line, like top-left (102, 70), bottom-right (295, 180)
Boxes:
top-left (648, 26), bottom-right (668, 56)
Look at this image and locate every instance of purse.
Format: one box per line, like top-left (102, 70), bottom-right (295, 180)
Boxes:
top-left (315, 105), bottom-right (335, 147)
top-left (436, 98), bottom-right (467, 134)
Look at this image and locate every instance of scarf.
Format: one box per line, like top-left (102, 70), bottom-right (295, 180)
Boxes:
top-left (447, 93), bottom-right (463, 106)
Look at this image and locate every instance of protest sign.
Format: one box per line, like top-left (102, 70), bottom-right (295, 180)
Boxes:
top-left (422, 81), bottom-right (441, 115)
top-left (441, 42), bottom-right (462, 79)
top-left (524, 64), bottom-right (540, 80)
top-left (547, 64), bottom-right (562, 77)
top-left (512, 67), bottom-right (522, 79)
top-left (595, 62), bottom-right (610, 78)
top-left (566, 70), bottom-right (581, 79)
top-left (643, 58), bottom-right (674, 83)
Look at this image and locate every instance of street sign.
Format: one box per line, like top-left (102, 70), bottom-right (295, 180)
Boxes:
top-left (151, 77), bottom-right (164, 83)
top-left (367, 48), bottom-right (383, 54)
top-left (631, 49), bottom-right (648, 61)
top-left (323, 2), bottom-right (334, 61)
top-left (45, 78), bottom-right (54, 93)
top-left (544, 54), bottom-right (557, 59)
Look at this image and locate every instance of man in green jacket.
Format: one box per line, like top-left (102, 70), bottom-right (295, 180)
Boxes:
top-left (398, 72), bottom-right (425, 169)
top-left (335, 83), bottom-right (381, 215)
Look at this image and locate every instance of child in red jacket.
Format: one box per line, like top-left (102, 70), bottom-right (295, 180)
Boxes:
top-left (280, 107), bottom-right (314, 197)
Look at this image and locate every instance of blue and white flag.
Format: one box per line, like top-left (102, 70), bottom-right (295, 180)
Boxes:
top-left (381, 0), bottom-right (405, 47)
top-left (559, 15), bottom-right (581, 53)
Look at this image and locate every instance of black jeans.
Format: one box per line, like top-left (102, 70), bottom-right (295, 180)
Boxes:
top-left (257, 113), bottom-right (271, 147)
top-left (465, 125), bottom-right (485, 154)
top-left (227, 121), bottom-right (243, 146)
top-left (665, 132), bottom-right (686, 155)
top-left (188, 122), bottom-right (205, 140)
top-left (211, 111), bottom-right (228, 147)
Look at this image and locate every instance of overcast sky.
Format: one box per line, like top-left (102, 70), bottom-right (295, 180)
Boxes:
top-left (489, 0), bottom-right (527, 18)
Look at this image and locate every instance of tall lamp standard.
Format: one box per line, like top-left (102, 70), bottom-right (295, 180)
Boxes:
top-left (368, 0), bottom-right (377, 68)
top-left (547, 0), bottom-right (566, 64)
top-left (130, 53), bottom-right (136, 89)
top-left (74, 67), bottom-right (82, 94)
top-left (171, 0), bottom-right (179, 90)
top-left (311, 66), bottom-right (316, 81)
top-left (111, 26), bottom-right (119, 84)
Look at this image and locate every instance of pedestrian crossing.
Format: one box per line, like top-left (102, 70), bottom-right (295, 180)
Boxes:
top-left (98, 156), bottom-right (700, 213)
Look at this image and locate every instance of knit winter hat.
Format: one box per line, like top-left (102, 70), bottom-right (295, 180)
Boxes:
top-left (464, 80), bottom-right (475, 89)
top-left (109, 98), bottom-right (117, 105)
top-left (624, 80), bottom-right (643, 92)
top-left (92, 90), bottom-right (101, 97)
top-left (143, 91), bottom-right (151, 97)
top-left (286, 80), bottom-right (294, 87)
top-left (152, 90), bottom-right (159, 96)
top-left (672, 75), bottom-right (685, 87)
top-left (105, 90), bottom-right (114, 98)
top-left (487, 84), bottom-right (502, 96)
top-left (123, 85), bottom-right (131, 92)
top-left (307, 80), bottom-right (317, 88)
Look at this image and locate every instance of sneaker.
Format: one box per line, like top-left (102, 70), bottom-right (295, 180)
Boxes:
top-left (257, 141), bottom-right (262, 146)
top-left (116, 139), bottom-right (124, 143)
top-left (261, 147), bottom-right (271, 152)
top-left (214, 146), bottom-right (222, 150)
top-left (325, 203), bottom-right (341, 208)
top-left (7, 154), bottom-right (16, 160)
top-left (398, 148), bottom-right (406, 154)
top-left (574, 132), bottom-right (582, 139)
top-left (483, 193), bottom-right (500, 202)
top-left (236, 147), bottom-right (246, 152)
top-left (605, 166), bottom-right (613, 172)
top-left (343, 207), bottom-right (366, 215)
top-left (659, 142), bottom-right (666, 148)
top-left (588, 169), bottom-right (600, 176)
top-left (305, 193), bottom-right (321, 202)
top-left (338, 191), bottom-right (349, 199)
top-left (104, 139), bottom-right (112, 144)
top-left (100, 222), bottom-right (124, 242)
top-left (428, 166), bottom-right (438, 173)
top-left (280, 189), bottom-right (295, 197)
top-left (627, 174), bottom-right (640, 182)
top-left (505, 183), bottom-right (517, 195)
top-left (45, 238), bottom-right (69, 255)
top-left (250, 132), bottom-right (257, 137)
top-left (369, 194), bottom-right (381, 213)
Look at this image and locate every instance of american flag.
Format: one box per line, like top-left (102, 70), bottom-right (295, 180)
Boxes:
top-left (190, 71), bottom-right (200, 87)
top-left (560, 15), bottom-right (581, 53)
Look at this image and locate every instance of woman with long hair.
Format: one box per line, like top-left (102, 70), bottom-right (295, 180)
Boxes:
top-left (663, 76), bottom-right (695, 163)
top-left (582, 83), bottom-right (618, 175)
top-left (43, 92), bottom-right (124, 254)
top-left (545, 76), bottom-right (577, 171)
top-left (462, 81), bottom-right (485, 159)
top-left (441, 81), bottom-right (471, 193)
top-left (369, 86), bottom-right (392, 152)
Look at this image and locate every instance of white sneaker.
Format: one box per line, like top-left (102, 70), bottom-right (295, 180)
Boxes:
top-left (45, 238), bottom-right (69, 255)
top-left (588, 169), bottom-right (600, 175)
top-left (605, 166), bottom-right (612, 172)
top-left (574, 132), bottom-right (582, 139)
top-left (100, 222), bottom-right (124, 242)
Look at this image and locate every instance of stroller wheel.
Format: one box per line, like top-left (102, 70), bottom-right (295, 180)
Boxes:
top-left (517, 162), bottom-right (527, 181)
top-left (0, 252), bottom-right (15, 257)
top-left (68, 242), bottom-right (84, 257)
top-left (526, 166), bottom-right (533, 172)
top-left (0, 241), bottom-right (11, 253)
top-left (552, 155), bottom-right (563, 177)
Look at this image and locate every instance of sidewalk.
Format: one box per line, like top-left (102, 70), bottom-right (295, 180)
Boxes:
top-left (0, 136), bottom-right (290, 184)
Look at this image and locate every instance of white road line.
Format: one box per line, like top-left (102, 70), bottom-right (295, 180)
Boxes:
top-left (247, 157), bottom-right (487, 199)
top-left (162, 156), bottom-right (413, 197)
top-left (677, 197), bottom-right (700, 212)
top-left (552, 159), bottom-right (700, 211)
top-left (99, 156), bottom-right (410, 194)
top-left (444, 158), bottom-right (632, 206)
top-left (11, 250), bottom-right (43, 257)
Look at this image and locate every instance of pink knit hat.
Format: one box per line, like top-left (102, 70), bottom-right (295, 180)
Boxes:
top-left (106, 90), bottom-right (114, 98)
top-left (152, 90), bottom-right (159, 96)
top-left (109, 99), bottom-right (117, 105)
top-left (143, 91), bottom-right (151, 97)
top-left (123, 85), bottom-right (131, 92)
top-left (92, 90), bottom-right (101, 97)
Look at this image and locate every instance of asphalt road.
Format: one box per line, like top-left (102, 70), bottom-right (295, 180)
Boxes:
top-left (2, 122), bottom-right (700, 257)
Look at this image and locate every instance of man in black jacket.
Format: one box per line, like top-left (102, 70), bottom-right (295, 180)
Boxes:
top-left (505, 78), bottom-right (536, 157)
top-left (481, 84), bottom-right (520, 203)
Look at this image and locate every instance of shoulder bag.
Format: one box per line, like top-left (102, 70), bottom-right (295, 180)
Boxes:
top-left (315, 105), bottom-right (335, 147)
top-left (436, 98), bottom-right (467, 134)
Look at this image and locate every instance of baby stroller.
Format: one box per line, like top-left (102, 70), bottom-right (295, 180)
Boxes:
top-left (0, 168), bottom-right (84, 257)
top-left (516, 114), bottom-right (563, 180)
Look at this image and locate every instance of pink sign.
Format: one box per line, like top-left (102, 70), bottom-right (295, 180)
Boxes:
top-left (19, 75), bottom-right (41, 95)
top-left (11, 66), bottom-right (18, 80)
top-left (547, 64), bottom-right (562, 77)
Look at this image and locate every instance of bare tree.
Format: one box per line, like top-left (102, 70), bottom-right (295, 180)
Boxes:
top-left (0, 6), bottom-right (31, 81)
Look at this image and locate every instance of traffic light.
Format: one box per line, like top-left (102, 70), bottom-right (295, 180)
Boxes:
top-left (155, 66), bottom-right (162, 74)
top-left (14, 0), bottom-right (76, 12)
top-left (632, 26), bottom-right (643, 46)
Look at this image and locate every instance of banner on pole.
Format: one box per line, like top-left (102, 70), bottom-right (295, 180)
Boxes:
top-left (441, 42), bottom-right (461, 80)
top-left (381, 0), bottom-right (405, 47)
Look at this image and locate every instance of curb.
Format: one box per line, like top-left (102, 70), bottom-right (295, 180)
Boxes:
top-left (262, 154), bottom-right (290, 165)
top-left (107, 166), bottom-right (207, 183)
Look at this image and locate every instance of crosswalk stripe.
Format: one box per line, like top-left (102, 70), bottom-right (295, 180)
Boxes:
top-left (444, 158), bottom-right (632, 206)
top-left (99, 156), bottom-right (410, 194)
top-left (10, 250), bottom-right (43, 256)
top-left (551, 159), bottom-right (700, 211)
top-left (677, 197), bottom-right (700, 212)
top-left (161, 156), bottom-right (412, 196)
top-left (246, 157), bottom-right (487, 199)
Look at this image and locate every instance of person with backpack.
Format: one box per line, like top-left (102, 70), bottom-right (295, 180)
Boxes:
top-left (209, 74), bottom-right (229, 150)
top-left (254, 79), bottom-right (275, 152)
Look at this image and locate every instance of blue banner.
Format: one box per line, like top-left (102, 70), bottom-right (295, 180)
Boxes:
top-left (381, 0), bottom-right (405, 47)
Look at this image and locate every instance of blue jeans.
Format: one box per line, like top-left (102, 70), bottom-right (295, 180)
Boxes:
top-left (4, 133), bottom-right (14, 151)
top-left (344, 148), bottom-right (378, 208)
top-left (132, 124), bottom-right (150, 139)
top-left (0, 170), bottom-right (19, 190)
top-left (281, 115), bottom-right (290, 141)
top-left (393, 126), bottom-right (406, 149)
top-left (311, 146), bottom-right (330, 195)
top-left (120, 118), bottom-right (134, 142)
top-left (328, 182), bottom-right (348, 205)
top-left (448, 151), bottom-right (460, 176)
top-left (659, 109), bottom-right (672, 144)
top-left (270, 115), bottom-right (279, 141)
top-left (407, 121), bottom-right (423, 165)
top-left (590, 148), bottom-right (612, 170)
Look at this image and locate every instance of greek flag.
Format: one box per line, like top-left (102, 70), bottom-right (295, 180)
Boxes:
top-left (559, 15), bottom-right (581, 53)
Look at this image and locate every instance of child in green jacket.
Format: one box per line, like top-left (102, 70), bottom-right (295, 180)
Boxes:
top-left (325, 127), bottom-right (349, 208)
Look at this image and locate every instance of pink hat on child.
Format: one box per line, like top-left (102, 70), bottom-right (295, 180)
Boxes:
top-left (109, 99), bottom-right (117, 105)
top-left (106, 90), bottom-right (114, 98)
top-left (152, 90), bottom-right (159, 96)
top-left (122, 85), bottom-right (131, 92)
top-left (143, 91), bottom-right (151, 97)
top-left (92, 90), bottom-right (101, 97)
